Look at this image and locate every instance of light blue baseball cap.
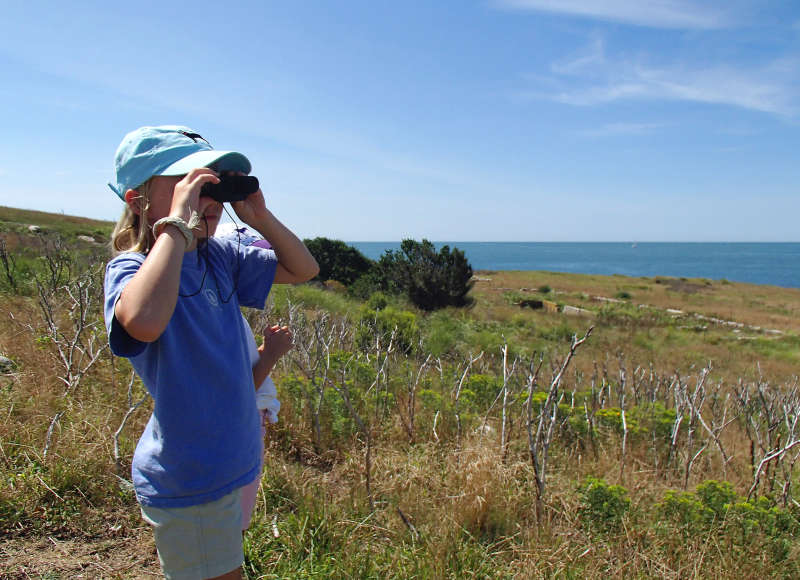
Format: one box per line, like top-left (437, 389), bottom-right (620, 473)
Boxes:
top-left (109, 125), bottom-right (252, 200)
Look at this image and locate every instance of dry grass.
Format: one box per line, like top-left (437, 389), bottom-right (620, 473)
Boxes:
top-left (472, 270), bottom-right (800, 382)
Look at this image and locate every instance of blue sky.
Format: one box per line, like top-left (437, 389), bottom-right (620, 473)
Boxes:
top-left (0, 1), bottom-right (798, 241)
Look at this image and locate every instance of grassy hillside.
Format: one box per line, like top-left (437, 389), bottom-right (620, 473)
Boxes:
top-left (2, 207), bottom-right (800, 577)
top-left (0, 205), bottom-right (114, 244)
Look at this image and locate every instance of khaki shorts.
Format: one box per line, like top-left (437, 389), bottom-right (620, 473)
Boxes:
top-left (140, 488), bottom-right (243, 580)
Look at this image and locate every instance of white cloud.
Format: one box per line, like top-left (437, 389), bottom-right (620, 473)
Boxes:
top-left (518, 40), bottom-right (799, 117)
top-left (579, 63), bottom-right (793, 115)
top-left (494, 0), bottom-right (733, 30)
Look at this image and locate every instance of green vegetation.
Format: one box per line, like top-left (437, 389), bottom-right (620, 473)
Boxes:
top-left (306, 237), bottom-right (476, 312)
top-left (4, 206), bottom-right (800, 577)
top-left (578, 477), bottom-right (630, 533)
top-left (0, 205), bottom-right (113, 241)
top-left (303, 236), bottom-right (373, 286)
top-left (373, 239), bottom-right (474, 311)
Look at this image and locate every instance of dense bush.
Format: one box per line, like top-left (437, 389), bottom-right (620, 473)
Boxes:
top-left (303, 237), bottom-right (374, 286)
top-left (371, 239), bottom-right (474, 311)
top-left (578, 476), bottom-right (630, 533)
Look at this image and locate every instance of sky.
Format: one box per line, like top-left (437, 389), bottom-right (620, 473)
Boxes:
top-left (0, 1), bottom-right (798, 242)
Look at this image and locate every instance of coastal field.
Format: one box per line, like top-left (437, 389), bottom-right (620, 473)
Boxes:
top-left (2, 206), bottom-right (800, 578)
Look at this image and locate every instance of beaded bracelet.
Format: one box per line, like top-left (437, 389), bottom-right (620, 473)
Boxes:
top-left (152, 216), bottom-right (194, 249)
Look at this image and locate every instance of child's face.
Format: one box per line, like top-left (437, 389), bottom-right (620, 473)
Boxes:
top-left (147, 175), bottom-right (224, 239)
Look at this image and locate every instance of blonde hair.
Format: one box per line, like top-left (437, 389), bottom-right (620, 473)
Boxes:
top-left (110, 180), bottom-right (154, 255)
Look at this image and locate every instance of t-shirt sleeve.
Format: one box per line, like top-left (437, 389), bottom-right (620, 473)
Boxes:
top-left (104, 253), bottom-right (148, 358)
top-left (228, 243), bottom-right (278, 309)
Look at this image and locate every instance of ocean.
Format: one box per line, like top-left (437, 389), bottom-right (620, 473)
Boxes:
top-left (348, 242), bottom-right (800, 290)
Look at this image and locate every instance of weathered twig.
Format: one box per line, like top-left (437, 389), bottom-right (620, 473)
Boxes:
top-left (528, 326), bottom-right (593, 522)
top-left (113, 370), bottom-right (149, 476)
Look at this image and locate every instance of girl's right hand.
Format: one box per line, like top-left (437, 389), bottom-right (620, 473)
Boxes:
top-left (169, 168), bottom-right (220, 222)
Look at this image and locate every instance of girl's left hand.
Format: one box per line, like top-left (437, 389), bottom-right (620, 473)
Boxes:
top-left (262, 325), bottom-right (293, 360)
top-left (229, 172), bottom-right (269, 226)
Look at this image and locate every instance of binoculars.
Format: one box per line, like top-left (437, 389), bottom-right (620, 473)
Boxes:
top-left (201, 175), bottom-right (260, 203)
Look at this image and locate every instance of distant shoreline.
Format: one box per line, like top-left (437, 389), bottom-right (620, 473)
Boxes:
top-left (348, 241), bottom-right (800, 289)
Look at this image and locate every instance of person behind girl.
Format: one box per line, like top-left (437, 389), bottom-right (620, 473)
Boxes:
top-left (104, 126), bottom-right (318, 580)
top-left (239, 320), bottom-right (291, 529)
top-left (216, 223), bottom-right (292, 531)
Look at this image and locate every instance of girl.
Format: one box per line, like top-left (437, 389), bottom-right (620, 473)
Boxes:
top-left (104, 125), bottom-right (318, 580)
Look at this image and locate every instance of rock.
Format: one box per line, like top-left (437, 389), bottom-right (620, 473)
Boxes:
top-left (28, 225), bottom-right (40, 233)
top-left (77, 235), bottom-right (96, 243)
top-left (592, 295), bottom-right (623, 304)
top-left (0, 355), bottom-right (16, 373)
top-left (562, 305), bottom-right (594, 317)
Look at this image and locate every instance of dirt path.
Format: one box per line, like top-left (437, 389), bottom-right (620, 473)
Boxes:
top-left (1, 529), bottom-right (161, 579)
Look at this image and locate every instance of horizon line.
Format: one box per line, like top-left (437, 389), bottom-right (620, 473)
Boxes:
top-left (346, 240), bottom-right (800, 244)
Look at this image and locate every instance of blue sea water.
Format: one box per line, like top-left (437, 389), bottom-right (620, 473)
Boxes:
top-left (348, 242), bottom-right (800, 289)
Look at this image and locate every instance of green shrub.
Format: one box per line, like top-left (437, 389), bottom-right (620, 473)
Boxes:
top-left (658, 481), bottom-right (742, 531)
top-left (696, 480), bottom-right (737, 521)
top-left (303, 237), bottom-right (374, 286)
top-left (658, 481), bottom-right (800, 557)
top-left (538, 321), bottom-right (575, 343)
top-left (628, 402), bottom-right (677, 442)
top-left (594, 407), bottom-right (624, 433)
top-left (280, 352), bottom-right (382, 444)
top-left (502, 290), bottom-right (525, 306)
top-left (578, 476), bottom-right (630, 533)
top-left (462, 374), bottom-right (503, 410)
top-left (728, 497), bottom-right (800, 540)
top-left (657, 489), bottom-right (712, 534)
top-left (418, 388), bottom-right (444, 412)
top-left (356, 305), bottom-right (419, 354)
top-left (366, 291), bottom-right (390, 311)
top-left (538, 285), bottom-right (552, 294)
top-left (423, 310), bottom-right (466, 357)
top-left (372, 239), bottom-right (474, 311)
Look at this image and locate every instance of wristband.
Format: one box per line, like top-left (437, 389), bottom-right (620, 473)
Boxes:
top-left (152, 215), bottom-right (196, 250)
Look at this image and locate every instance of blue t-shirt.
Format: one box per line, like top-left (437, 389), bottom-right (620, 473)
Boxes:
top-left (104, 238), bottom-right (277, 508)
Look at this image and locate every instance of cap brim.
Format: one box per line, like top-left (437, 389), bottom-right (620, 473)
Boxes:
top-left (158, 150), bottom-right (252, 176)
